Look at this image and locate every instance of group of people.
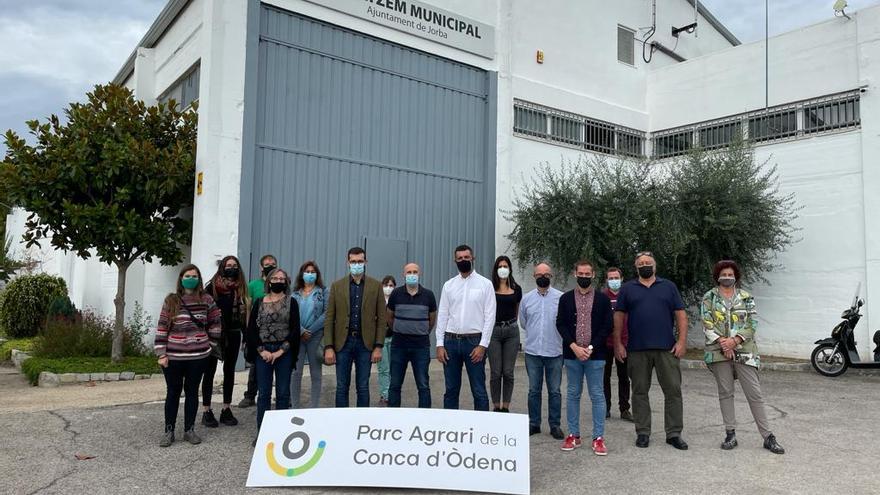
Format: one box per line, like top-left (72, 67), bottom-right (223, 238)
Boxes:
top-left (153, 245), bottom-right (784, 457)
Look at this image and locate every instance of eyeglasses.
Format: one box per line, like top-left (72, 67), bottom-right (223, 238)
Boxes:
top-left (635, 251), bottom-right (654, 258)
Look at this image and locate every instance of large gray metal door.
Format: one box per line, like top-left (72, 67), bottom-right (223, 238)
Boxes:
top-left (246, 6), bottom-right (495, 292)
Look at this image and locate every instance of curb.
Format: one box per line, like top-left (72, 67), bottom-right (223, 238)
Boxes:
top-left (680, 359), bottom-right (812, 373)
top-left (9, 348), bottom-right (163, 387)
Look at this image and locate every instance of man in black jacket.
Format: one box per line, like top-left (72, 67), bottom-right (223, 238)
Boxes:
top-left (556, 260), bottom-right (613, 456)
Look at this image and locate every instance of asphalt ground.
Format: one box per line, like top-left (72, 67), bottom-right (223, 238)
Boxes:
top-left (0, 358), bottom-right (878, 495)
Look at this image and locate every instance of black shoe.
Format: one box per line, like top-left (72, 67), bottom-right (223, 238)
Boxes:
top-left (238, 397), bottom-right (255, 408)
top-left (763, 434), bottom-right (785, 454)
top-left (605, 410), bottom-right (611, 419)
top-left (620, 410), bottom-right (634, 422)
top-left (219, 408), bottom-right (238, 426)
top-left (550, 427), bottom-right (565, 440)
top-left (666, 436), bottom-right (689, 450)
top-left (201, 410), bottom-right (219, 428)
top-left (636, 434), bottom-right (650, 448)
top-left (493, 407), bottom-right (502, 412)
top-left (529, 425), bottom-right (541, 436)
top-left (721, 430), bottom-right (738, 450)
top-left (500, 407), bottom-right (510, 413)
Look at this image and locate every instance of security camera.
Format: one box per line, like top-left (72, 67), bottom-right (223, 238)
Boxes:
top-left (834, 0), bottom-right (852, 20)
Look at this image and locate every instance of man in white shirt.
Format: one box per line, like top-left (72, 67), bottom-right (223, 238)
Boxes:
top-left (519, 262), bottom-right (564, 439)
top-left (435, 244), bottom-right (496, 410)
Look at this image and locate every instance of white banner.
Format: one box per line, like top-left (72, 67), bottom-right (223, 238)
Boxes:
top-left (247, 408), bottom-right (530, 494)
top-left (304, 0), bottom-right (495, 59)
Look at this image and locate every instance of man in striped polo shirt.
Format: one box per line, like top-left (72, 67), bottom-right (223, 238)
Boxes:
top-left (385, 262), bottom-right (437, 408)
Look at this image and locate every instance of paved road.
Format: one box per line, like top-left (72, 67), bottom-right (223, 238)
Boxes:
top-left (1, 360), bottom-right (877, 494)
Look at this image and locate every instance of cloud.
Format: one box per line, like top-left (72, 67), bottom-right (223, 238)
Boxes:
top-left (0, 0), bottom-right (164, 153)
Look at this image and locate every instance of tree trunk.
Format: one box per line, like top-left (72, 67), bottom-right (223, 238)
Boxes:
top-left (111, 261), bottom-right (129, 363)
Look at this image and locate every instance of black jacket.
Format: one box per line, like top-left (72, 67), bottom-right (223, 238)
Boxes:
top-left (556, 289), bottom-right (613, 361)
top-left (245, 296), bottom-right (300, 365)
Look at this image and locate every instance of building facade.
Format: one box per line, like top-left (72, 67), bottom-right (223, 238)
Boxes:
top-left (7, 0), bottom-right (880, 359)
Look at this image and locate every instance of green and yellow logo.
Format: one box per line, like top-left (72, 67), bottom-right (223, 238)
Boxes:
top-left (265, 417), bottom-right (327, 477)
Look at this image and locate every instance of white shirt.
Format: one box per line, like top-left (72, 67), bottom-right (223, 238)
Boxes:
top-left (435, 271), bottom-right (496, 348)
top-left (519, 287), bottom-right (563, 357)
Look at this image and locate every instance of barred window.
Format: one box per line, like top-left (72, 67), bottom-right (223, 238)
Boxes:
top-left (804, 97), bottom-right (860, 134)
top-left (653, 131), bottom-right (692, 159)
top-left (514, 105), bottom-right (548, 138)
top-left (617, 26), bottom-right (635, 66)
top-left (159, 64), bottom-right (200, 110)
top-left (617, 131), bottom-right (644, 158)
top-left (550, 115), bottom-right (583, 145)
top-left (698, 121), bottom-right (741, 150)
top-left (585, 120), bottom-right (616, 154)
top-left (748, 109), bottom-right (797, 142)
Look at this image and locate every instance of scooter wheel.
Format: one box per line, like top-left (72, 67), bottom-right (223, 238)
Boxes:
top-left (811, 344), bottom-right (848, 377)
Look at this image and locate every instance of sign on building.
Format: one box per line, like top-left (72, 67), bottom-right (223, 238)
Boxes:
top-left (247, 408), bottom-right (529, 494)
top-left (306, 0), bottom-right (495, 58)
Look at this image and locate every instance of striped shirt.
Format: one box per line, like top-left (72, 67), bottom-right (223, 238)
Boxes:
top-left (154, 293), bottom-right (222, 360)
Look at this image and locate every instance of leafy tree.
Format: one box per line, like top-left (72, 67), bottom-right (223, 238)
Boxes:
top-left (2, 84), bottom-right (198, 361)
top-left (505, 139), bottom-right (799, 305)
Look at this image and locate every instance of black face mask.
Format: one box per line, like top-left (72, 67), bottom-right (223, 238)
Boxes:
top-left (638, 265), bottom-right (655, 279)
top-left (262, 265), bottom-right (277, 277)
top-left (223, 267), bottom-right (240, 279)
top-left (456, 260), bottom-right (472, 274)
top-left (269, 282), bottom-right (288, 294)
top-left (576, 276), bottom-right (592, 289)
top-left (535, 276), bottom-right (551, 288)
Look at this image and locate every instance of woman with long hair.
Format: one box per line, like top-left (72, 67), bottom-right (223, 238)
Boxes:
top-left (489, 255), bottom-right (522, 412)
top-left (154, 264), bottom-right (221, 447)
top-left (376, 275), bottom-right (397, 405)
top-left (291, 261), bottom-right (329, 408)
top-left (246, 268), bottom-right (300, 439)
top-left (202, 255), bottom-right (250, 427)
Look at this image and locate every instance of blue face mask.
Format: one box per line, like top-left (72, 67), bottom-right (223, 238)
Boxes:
top-left (405, 274), bottom-right (419, 286)
top-left (349, 263), bottom-right (365, 276)
top-left (303, 272), bottom-right (317, 284)
top-left (608, 279), bottom-right (622, 291)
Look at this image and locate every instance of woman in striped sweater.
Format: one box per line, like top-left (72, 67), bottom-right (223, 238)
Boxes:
top-left (154, 264), bottom-right (222, 447)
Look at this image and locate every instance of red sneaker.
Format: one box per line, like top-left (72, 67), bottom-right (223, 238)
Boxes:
top-left (592, 436), bottom-right (608, 456)
top-left (561, 434), bottom-right (582, 451)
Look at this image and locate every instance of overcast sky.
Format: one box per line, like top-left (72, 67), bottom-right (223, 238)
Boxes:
top-left (1, 0), bottom-right (877, 155)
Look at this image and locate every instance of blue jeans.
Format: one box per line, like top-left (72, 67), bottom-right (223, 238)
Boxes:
top-left (291, 329), bottom-right (324, 408)
top-left (255, 342), bottom-right (293, 430)
top-left (525, 353), bottom-right (563, 429)
top-left (442, 336), bottom-right (489, 411)
top-left (377, 336), bottom-right (392, 400)
top-left (565, 358), bottom-right (607, 439)
top-left (388, 344), bottom-right (431, 408)
top-left (335, 335), bottom-right (372, 407)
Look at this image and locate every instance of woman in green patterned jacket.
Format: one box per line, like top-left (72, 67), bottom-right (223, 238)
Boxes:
top-left (701, 260), bottom-right (784, 454)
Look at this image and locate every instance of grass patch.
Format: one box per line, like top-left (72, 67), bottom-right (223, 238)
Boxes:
top-left (20, 356), bottom-right (160, 385)
top-left (1, 337), bottom-right (35, 361)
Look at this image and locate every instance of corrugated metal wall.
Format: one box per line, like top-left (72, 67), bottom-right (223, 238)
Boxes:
top-left (247, 5), bottom-right (494, 290)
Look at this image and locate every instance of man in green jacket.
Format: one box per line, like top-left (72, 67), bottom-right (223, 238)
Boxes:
top-left (324, 246), bottom-right (387, 407)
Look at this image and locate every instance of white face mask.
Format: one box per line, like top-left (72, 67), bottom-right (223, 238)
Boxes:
top-left (383, 286), bottom-right (394, 296)
top-left (497, 267), bottom-right (510, 279)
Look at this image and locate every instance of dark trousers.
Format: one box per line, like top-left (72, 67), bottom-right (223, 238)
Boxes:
top-left (162, 358), bottom-right (208, 432)
top-left (603, 353), bottom-right (631, 414)
top-left (388, 344), bottom-right (431, 408)
top-left (335, 335), bottom-right (372, 407)
top-left (628, 350), bottom-right (683, 438)
top-left (255, 343), bottom-right (294, 430)
top-left (202, 330), bottom-right (242, 406)
top-left (244, 366), bottom-right (257, 400)
top-left (442, 335), bottom-right (489, 411)
top-left (488, 323), bottom-right (520, 405)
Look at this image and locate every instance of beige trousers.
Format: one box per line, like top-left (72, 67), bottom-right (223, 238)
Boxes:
top-left (708, 360), bottom-right (773, 439)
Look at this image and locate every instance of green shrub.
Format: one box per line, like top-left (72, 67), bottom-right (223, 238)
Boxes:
top-left (47, 295), bottom-right (79, 323)
top-left (32, 309), bottom-right (151, 359)
top-left (0, 273), bottom-right (67, 338)
top-left (0, 337), bottom-right (35, 361)
top-left (20, 356), bottom-right (160, 385)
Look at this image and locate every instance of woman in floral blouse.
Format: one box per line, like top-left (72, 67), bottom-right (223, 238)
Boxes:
top-left (701, 260), bottom-right (784, 454)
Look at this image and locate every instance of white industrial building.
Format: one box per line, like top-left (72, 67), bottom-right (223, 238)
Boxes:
top-left (6, 0), bottom-right (880, 359)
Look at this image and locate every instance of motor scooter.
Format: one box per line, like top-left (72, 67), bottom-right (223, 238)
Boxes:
top-left (811, 283), bottom-right (880, 377)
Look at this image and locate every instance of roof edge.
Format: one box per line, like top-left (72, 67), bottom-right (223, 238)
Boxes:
top-left (685, 0), bottom-right (741, 46)
top-left (112, 0), bottom-right (192, 86)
